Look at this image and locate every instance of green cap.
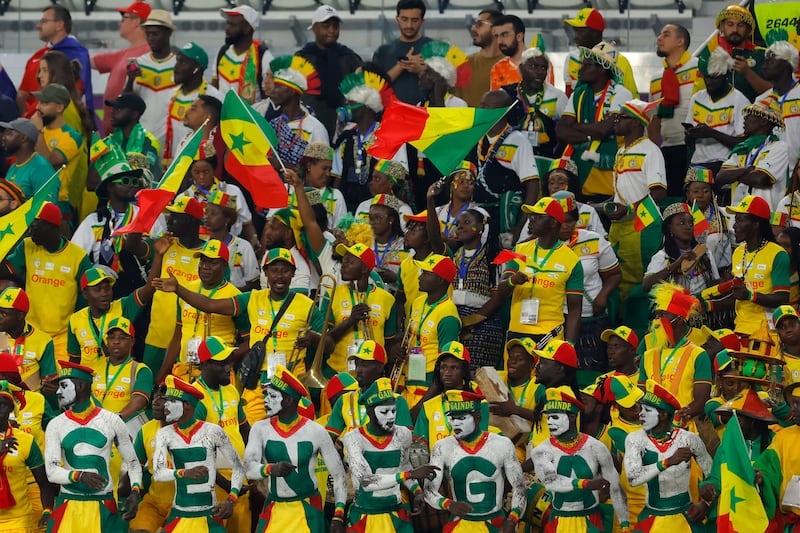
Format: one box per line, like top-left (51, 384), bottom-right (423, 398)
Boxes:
top-left (178, 42), bottom-right (209, 70)
top-left (359, 377), bottom-right (397, 408)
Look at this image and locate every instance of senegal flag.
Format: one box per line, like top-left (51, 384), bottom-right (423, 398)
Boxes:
top-left (220, 91), bottom-right (287, 209)
top-left (718, 413), bottom-right (769, 533)
top-left (0, 167), bottom-right (63, 262)
top-left (633, 195), bottom-right (661, 232)
top-left (369, 97), bottom-right (509, 176)
top-left (157, 125), bottom-right (204, 193)
top-left (690, 200), bottom-right (710, 237)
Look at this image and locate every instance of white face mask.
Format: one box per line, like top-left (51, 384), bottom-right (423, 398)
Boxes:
top-left (373, 403), bottom-right (397, 432)
top-left (546, 412), bottom-right (570, 437)
top-left (447, 413), bottom-right (476, 439)
top-left (164, 398), bottom-right (184, 423)
top-left (264, 388), bottom-right (283, 418)
top-left (57, 379), bottom-right (77, 408)
top-left (640, 404), bottom-right (661, 431)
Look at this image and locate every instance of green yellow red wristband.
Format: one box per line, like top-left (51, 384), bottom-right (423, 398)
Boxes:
top-left (508, 510), bottom-right (521, 523)
top-left (261, 464), bottom-right (272, 477)
top-left (396, 471), bottom-right (411, 483)
top-left (440, 498), bottom-right (452, 511)
top-left (69, 471), bottom-right (81, 483)
top-left (572, 479), bottom-right (589, 489)
top-left (334, 503), bottom-right (345, 518)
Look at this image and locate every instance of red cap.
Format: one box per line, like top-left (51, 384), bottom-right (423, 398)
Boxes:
top-left (167, 375), bottom-right (205, 401)
top-left (117, 1), bottom-right (152, 19)
top-left (415, 254), bottom-right (458, 284)
top-left (35, 201), bottom-right (62, 226)
top-left (0, 288), bottom-right (29, 313)
top-left (165, 197), bottom-right (205, 221)
top-left (535, 339), bottom-right (579, 368)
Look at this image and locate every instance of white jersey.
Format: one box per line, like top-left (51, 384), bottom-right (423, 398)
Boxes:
top-left (177, 181), bottom-right (252, 237)
top-left (45, 406), bottom-right (143, 497)
top-left (227, 235), bottom-right (259, 290)
top-left (623, 428), bottom-right (711, 513)
top-left (759, 82), bottom-right (800, 175)
top-left (152, 420), bottom-right (245, 514)
top-left (425, 432), bottom-right (526, 520)
top-left (244, 416), bottom-right (346, 503)
top-left (212, 45), bottom-right (273, 102)
top-left (71, 204), bottom-right (165, 263)
top-left (685, 87), bottom-right (748, 165)
top-left (723, 138), bottom-right (790, 211)
top-left (531, 433), bottom-right (627, 521)
top-left (132, 52), bottom-right (178, 150)
top-left (342, 425), bottom-right (418, 511)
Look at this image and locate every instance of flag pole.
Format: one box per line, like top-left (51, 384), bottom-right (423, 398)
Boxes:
top-left (31, 165), bottom-right (64, 197)
top-left (236, 92), bottom-right (287, 172)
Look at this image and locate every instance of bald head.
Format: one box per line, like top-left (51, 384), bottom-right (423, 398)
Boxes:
top-left (480, 90), bottom-right (512, 109)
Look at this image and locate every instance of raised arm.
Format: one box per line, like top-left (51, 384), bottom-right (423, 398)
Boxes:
top-left (152, 271), bottom-right (236, 315)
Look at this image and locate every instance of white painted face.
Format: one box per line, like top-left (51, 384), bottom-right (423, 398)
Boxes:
top-left (164, 398), bottom-right (184, 423)
top-left (447, 413), bottom-right (476, 439)
top-left (373, 403), bottom-right (397, 432)
top-left (546, 412), bottom-right (570, 437)
top-left (57, 379), bottom-right (77, 408)
top-left (264, 388), bottom-right (283, 417)
top-left (640, 404), bottom-right (661, 431)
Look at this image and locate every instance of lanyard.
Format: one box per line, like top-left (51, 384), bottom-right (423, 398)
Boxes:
top-left (530, 241), bottom-right (560, 295)
top-left (511, 379), bottom-right (531, 407)
top-left (198, 377), bottom-right (225, 420)
top-left (740, 240), bottom-right (766, 279)
top-left (778, 80), bottom-right (799, 108)
top-left (348, 284), bottom-right (370, 340)
top-left (374, 236), bottom-right (396, 268)
top-left (193, 281), bottom-right (225, 335)
top-left (103, 357), bottom-right (131, 400)
top-left (416, 294), bottom-right (448, 347)
top-left (268, 294), bottom-right (289, 351)
top-left (88, 312), bottom-right (108, 353)
top-left (444, 203), bottom-right (469, 237)
top-left (659, 340), bottom-right (685, 377)
top-left (745, 137), bottom-right (772, 167)
top-left (458, 245), bottom-right (482, 282)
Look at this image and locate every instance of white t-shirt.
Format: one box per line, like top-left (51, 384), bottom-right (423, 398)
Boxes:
top-left (612, 138), bottom-right (667, 205)
top-left (759, 82), bottom-right (800, 175)
top-left (723, 138), bottom-right (789, 210)
top-left (564, 229), bottom-right (619, 317)
top-left (685, 87), bottom-right (749, 164)
top-left (132, 52), bottom-right (177, 150)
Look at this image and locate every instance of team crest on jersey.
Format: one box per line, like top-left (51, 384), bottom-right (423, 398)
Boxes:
top-left (258, 309), bottom-right (265, 317)
top-left (80, 329), bottom-right (87, 338)
top-left (33, 259), bottom-right (41, 269)
top-left (169, 251), bottom-right (177, 258)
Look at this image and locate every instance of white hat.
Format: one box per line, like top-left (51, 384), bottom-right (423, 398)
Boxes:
top-left (308, 5), bottom-right (340, 30)
top-left (221, 5), bottom-right (259, 31)
top-left (767, 40), bottom-right (800, 72)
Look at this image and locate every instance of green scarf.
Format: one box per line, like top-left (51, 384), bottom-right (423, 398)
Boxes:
top-left (110, 123), bottom-right (146, 156)
top-left (729, 134), bottom-right (778, 157)
top-left (572, 81), bottom-right (619, 173)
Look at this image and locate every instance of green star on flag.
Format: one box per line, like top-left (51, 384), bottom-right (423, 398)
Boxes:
top-left (3, 294), bottom-right (12, 302)
top-left (228, 131), bottom-right (251, 154)
top-left (633, 195), bottom-right (662, 232)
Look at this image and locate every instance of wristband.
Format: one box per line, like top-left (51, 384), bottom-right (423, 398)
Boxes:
top-left (230, 486), bottom-right (240, 497)
top-left (331, 516), bottom-right (345, 523)
top-left (508, 510), bottom-right (521, 524)
top-left (42, 508), bottom-right (53, 516)
top-left (261, 464), bottom-right (272, 477)
top-left (440, 498), bottom-right (453, 511)
top-left (175, 469), bottom-right (185, 479)
top-left (334, 502), bottom-right (345, 518)
top-left (507, 277), bottom-right (515, 288)
top-left (657, 460), bottom-right (668, 472)
top-left (69, 471), bottom-right (81, 483)
top-left (572, 478), bottom-right (589, 489)
top-left (227, 493), bottom-right (238, 503)
top-left (131, 483), bottom-right (142, 494)
top-left (411, 483), bottom-right (422, 495)
top-left (396, 471), bottom-right (411, 483)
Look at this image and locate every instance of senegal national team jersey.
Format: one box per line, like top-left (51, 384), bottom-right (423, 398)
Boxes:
top-left (327, 284), bottom-right (396, 375)
top-left (0, 428), bottom-right (43, 529)
top-left (42, 123), bottom-right (85, 205)
top-left (133, 52), bottom-right (177, 148)
top-left (407, 294), bottom-right (461, 378)
top-left (730, 241), bottom-right (790, 336)
top-left (193, 378), bottom-right (247, 457)
top-left (5, 237), bottom-right (91, 339)
top-left (7, 323), bottom-right (56, 391)
top-left (177, 280), bottom-right (247, 364)
top-left (146, 241), bottom-right (203, 349)
top-left (67, 289), bottom-right (147, 373)
top-left (508, 239), bottom-right (583, 336)
top-left (91, 357), bottom-right (153, 417)
top-left (134, 419), bottom-right (175, 504)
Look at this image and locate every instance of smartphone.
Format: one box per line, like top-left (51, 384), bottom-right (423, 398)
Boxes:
top-left (681, 122), bottom-right (694, 129)
top-left (397, 56), bottom-right (407, 62)
top-left (732, 47), bottom-right (746, 58)
top-left (126, 58), bottom-right (138, 72)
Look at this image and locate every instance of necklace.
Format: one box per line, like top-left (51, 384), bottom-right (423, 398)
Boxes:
top-left (477, 124), bottom-right (510, 162)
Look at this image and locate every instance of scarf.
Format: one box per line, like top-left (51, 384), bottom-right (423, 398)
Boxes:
top-left (729, 134), bottom-right (777, 157)
top-left (110, 123), bottom-right (146, 157)
top-left (657, 52), bottom-right (691, 118)
top-left (0, 426), bottom-right (16, 508)
top-left (572, 81), bottom-right (619, 172)
top-left (237, 41), bottom-right (260, 104)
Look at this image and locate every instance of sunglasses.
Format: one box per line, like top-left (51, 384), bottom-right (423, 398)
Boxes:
top-left (112, 176), bottom-right (143, 187)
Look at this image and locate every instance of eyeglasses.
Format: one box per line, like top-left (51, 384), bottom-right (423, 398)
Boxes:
top-left (112, 176), bottom-right (143, 187)
top-left (38, 18), bottom-right (56, 24)
top-left (471, 19), bottom-right (491, 27)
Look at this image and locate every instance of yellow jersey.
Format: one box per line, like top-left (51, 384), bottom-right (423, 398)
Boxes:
top-left (193, 378), bottom-right (246, 457)
top-left (0, 428), bottom-right (43, 528)
top-left (407, 294), bottom-right (461, 378)
top-left (730, 241), bottom-right (790, 336)
top-left (91, 357), bottom-right (153, 417)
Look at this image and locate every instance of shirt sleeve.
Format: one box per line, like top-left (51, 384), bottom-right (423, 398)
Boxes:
top-left (644, 144), bottom-right (667, 190)
top-left (67, 319), bottom-right (80, 358)
top-left (412, 405), bottom-right (429, 445)
top-left (563, 93), bottom-right (577, 117)
top-left (4, 241), bottom-right (26, 276)
top-left (133, 429), bottom-right (147, 465)
top-left (325, 395), bottom-right (346, 437)
top-left (26, 439), bottom-right (44, 469)
top-left (645, 250), bottom-right (668, 277)
top-left (693, 348), bottom-right (712, 385)
top-left (121, 290), bottom-right (147, 321)
top-left (754, 141), bottom-right (789, 184)
top-left (771, 248), bottom-right (791, 293)
top-left (565, 261), bottom-right (584, 294)
top-left (132, 364), bottom-right (154, 399)
top-left (92, 49), bottom-right (128, 74)
top-left (396, 396), bottom-right (413, 429)
top-left (597, 237), bottom-right (619, 271)
top-left (231, 292), bottom-right (251, 318)
top-left (39, 341), bottom-right (57, 379)
top-left (436, 315), bottom-right (461, 349)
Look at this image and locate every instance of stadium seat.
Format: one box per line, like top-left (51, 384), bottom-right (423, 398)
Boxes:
top-left (262, 0), bottom-right (319, 13)
top-left (0, 0), bottom-right (57, 16)
top-left (436, 0), bottom-right (502, 14)
top-left (171, 0), bottom-right (237, 15)
top-left (596, 0), bottom-right (701, 12)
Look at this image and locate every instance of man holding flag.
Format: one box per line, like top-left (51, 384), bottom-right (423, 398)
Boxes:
top-left (603, 99), bottom-right (666, 301)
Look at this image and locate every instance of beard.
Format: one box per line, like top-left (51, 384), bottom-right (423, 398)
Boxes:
top-left (500, 41), bottom-right (519, 58)
top-left (41, 114), bottom-right (56, 126)
top-left (656, 49), bottom-right (668, 58)
top-left (225, 32), bottom-right (245, 46)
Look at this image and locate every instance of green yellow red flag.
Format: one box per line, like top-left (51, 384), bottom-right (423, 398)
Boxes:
top-left (633, 195), bottom-right (662, 232)
top-left (691, 200), bottom-right (710, 237)
top-left (717, 412), bottom-right (769, 533)
top-left (369, 97), bottom-right (509, 176)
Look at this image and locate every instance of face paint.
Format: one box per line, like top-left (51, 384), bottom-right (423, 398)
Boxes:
top-left (264, 388), bottom-right (283, 417)
top-left (653, 317), bottom-right (677, 345)
top-left (546, 412), bottom-right (570, 437)
top-left (640, 404), bottom-right (661, 431)
top-left (57, 379), bottom-right (77, 408)
top-left (373, 403), bottom-right (397, 432)
top-left (164, 398), bottom-right (184, 423)
top-left (447, 413), bottom-right (476, 439)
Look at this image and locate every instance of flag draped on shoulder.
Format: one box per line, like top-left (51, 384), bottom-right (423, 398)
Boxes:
top-left (0, 167), bottom-right (63, 262)
top-left (633, 195), bottom-right (661, 232)
top-left (369, 97), bottom-right (509, 176)
top-left (717, 413), bottom-right (769, 533)
top-left (220, 91), bottom-right (287, 209)
top-left (114, 127), bottom-right (206, 236)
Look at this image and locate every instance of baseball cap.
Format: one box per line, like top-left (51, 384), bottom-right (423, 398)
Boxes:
top-left (165, 197), bottom-right (204, 220)
top-left (544, 386), bottom-right (584, 414)
top-left (265, 364), bottom-right (310, 400)
top-left (164, 374), bottom-right (204, 405)
top-left (335, 242), bottom-right (376, 270)
top-left (600, 373), bottom-right (644, 408)
top-left (415, 254), bottom-right (457, 284)
top-left (104, 316), bottom-right (134, 340)
top-left (221, 5), bottom-right (259, 31)
top-left (774, 305), bottom-right (800, 326)
top-left (117, 1), bottom-right (151, 19)
top-left (348, 340), bottom-right (388, 364)
top-left (444, 389), bottom-right (484, 415)
top-left (0, 118), bottom-right (39, 143)
top-left (33, 84), bottom-right (70, 106)
top-left (0, 288), bottom-right (29, 313)
top-left (263, 248), bottom-right (295, 268)
top-left (505, 337), bottom-right (537, 358)
top-left (104, 92), bottom-right (146, 114)
top-left (535, 339), bottom-right (579, 368)
top-left (198, 336), bottom-right (235, 363)
top-left (194, 239), bottom-right (230, 262)
top-left (34, 201), bottom-right (62, 226)
top-left (359, 377), bottom-right (397, 408)
top-left (177, 42), bottom-right (209, 71)
top-left (81, 265), bottom-right (118, 290)
top-left (58, 361), bottom-right (95, 383)
top-left (521, 197), bottom-right (565, 223)
top-left (725, 195), bottom-right (771, 220)
top-left (564, 7), bottom-right (605, 32)
top-left (143, 9), bottom-right (176, 31)
top-left (308, 4), bottom-right (340, 30)
top-left (600, 326), bottom-right (639, 349)
top-left (439, 341), bottom-right (470, 363)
